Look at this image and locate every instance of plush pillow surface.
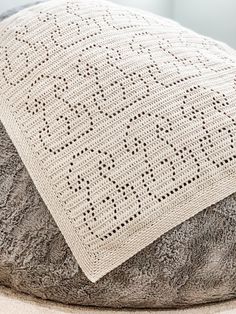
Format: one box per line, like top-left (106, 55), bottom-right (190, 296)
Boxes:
top-left (1, 2), bottom-right (236, 309)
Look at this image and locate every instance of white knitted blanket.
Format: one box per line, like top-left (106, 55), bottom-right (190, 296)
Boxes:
top-left (0, 0), bottom-right (236, 282)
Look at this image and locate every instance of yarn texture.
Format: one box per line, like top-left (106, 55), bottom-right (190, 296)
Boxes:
top-left (0, 0), bottom-right (236, 282)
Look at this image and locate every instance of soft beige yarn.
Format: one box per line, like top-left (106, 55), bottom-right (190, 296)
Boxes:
top-left (0, 0), bottom-right (236, 282)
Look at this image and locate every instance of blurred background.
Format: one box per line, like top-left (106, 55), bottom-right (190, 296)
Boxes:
top-left (1, 0), bottom-right (236, 48)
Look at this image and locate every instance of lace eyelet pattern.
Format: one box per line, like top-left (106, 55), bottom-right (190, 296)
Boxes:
top-left (0, 0), bottom-right (236, 281)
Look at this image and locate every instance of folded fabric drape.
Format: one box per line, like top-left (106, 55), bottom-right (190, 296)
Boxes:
top-left (0, 0), bottom-right (236, 282)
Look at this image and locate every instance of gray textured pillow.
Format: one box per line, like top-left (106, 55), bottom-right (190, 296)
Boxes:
top-left (1, 3), bottom-right (236, 310)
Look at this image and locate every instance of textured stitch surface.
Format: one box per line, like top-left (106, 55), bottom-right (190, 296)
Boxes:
top-left (2, 5), bottom-right (236, 309)
top-left (2, 117), bottom-right (236, 309)
top-left (1, 0), bottom-right (236, 282)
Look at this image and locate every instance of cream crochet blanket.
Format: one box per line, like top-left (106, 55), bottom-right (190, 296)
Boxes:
top-left (0, 0), bottom-right (236, 282)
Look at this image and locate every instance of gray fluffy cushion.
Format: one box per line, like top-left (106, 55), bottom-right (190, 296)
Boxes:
top-left (1, 4), bottom-right (236, 310)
